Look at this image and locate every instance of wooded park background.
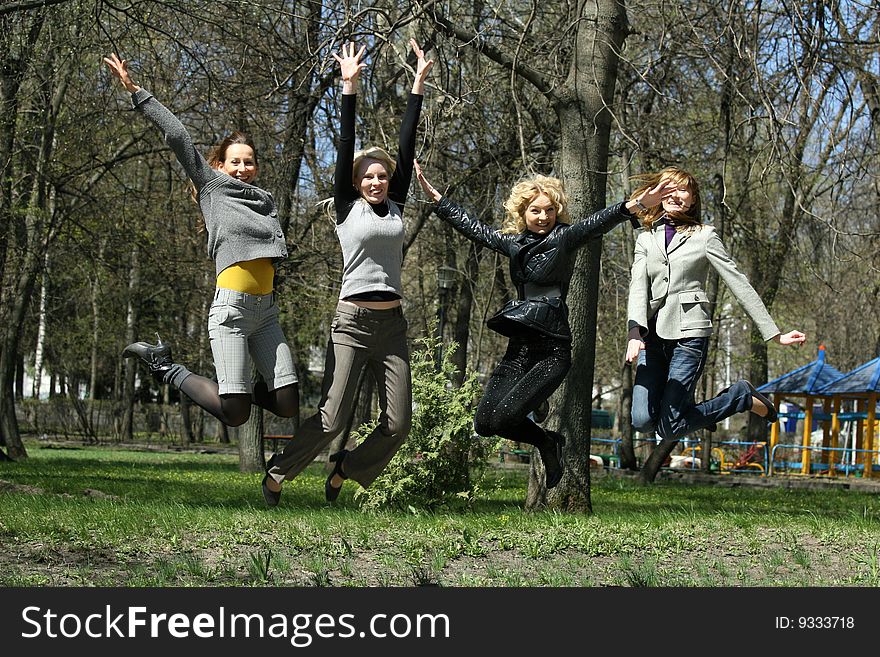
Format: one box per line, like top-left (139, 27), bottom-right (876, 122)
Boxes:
top-left (1, 1), bottom-right (877, 511)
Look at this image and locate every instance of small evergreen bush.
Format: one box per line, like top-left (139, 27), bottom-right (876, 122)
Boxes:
top-left (354, 333), bottom-right (496, 511)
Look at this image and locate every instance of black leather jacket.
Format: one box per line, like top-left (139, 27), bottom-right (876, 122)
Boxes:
top-left (434, 197), bottom-right (637, 341)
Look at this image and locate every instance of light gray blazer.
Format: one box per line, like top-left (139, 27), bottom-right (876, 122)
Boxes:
top-left (627, 222), bottom-right (780, 341)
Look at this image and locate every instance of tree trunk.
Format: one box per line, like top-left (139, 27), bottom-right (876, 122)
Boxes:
top-left (180, 394), bottom-right (193, 446)
top-left (121, 243), bottom-right (139, 442)
top-left (32, 251), bottom-right (49, 399)
top-left (451, 242), bottom-right (482, 387)
top-left (89, 250), bottom-right (101, 400)
top-left (0, 13), bottom-right (46, 459)
top-left (218, 422), bottom-right (229, 445)
top-left (528, 0), bottom-right (629, 511)
top-left (617, 146), bottom-right (637, 470)
top-left (639, 438), bottom-right (678, 484)
top-left (616, 363), bottom-right (637, 469)
top-left (238, 408), bottom-right (264, 473)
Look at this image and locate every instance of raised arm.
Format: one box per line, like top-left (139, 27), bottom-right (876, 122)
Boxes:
top-left (415, 160), bottom-right (511, 255)
top-left (332, 43), bottom-right (366, 221)
top-left (704, 231), bottom-right (782, 342)
top-left (103, 54), bottom-right (216, 191)
top-left (706, 233), bottom-right (806, 346)
top-left (566, 179), bottom-right (676, 248)
top-left (388, 39), bottom-right (433, 208)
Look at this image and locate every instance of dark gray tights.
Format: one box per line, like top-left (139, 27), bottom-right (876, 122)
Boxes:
top-left (177, 375), bottom-right (298, 427)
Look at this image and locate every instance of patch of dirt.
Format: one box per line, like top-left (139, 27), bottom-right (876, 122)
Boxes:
top-left (0, 479), bottom-right (119, 500)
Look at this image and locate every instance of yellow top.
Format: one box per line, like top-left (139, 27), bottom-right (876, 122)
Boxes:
top-left (215, 258), bottom-right (275, 295)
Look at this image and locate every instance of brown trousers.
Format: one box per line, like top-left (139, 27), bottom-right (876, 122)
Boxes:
top-left (267, 301), bottom-right (412, 488)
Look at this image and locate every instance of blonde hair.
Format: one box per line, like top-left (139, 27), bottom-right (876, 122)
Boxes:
top-left (318, 146), bottom-right (398, 219)
top-left (352, 146), bottom-right (396, 187)
top-left (629, 166), bottom-right (701, 229)
top-left (501, 175), bottom-right (570, 234)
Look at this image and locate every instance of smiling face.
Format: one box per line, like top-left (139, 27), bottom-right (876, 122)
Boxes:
top-left (355, 158), bottom-right (390, 204)
top-left (523, 193), bottom-right (558, 235)
top-left (216, 143), bottom-right (257, 184)
top-left (660, 178), bottom-right (694, 214)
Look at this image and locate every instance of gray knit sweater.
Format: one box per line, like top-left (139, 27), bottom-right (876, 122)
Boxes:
top-left (130, 89), bottom-right (288, 277)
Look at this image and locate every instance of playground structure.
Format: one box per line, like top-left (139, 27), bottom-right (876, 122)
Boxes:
top-left (761, 348), bottom-right (879, 479)
top-left (593, 435), bottom-right (768, 474)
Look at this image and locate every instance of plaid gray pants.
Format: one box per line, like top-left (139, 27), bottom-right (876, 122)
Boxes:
top-left (208, 287), bottom-right (298, 395)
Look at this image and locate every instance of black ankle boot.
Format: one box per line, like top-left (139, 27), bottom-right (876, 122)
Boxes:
top-left (540, 430), bottom-right (566, 489)
top-left (123, 338), bottom-right (173, 383)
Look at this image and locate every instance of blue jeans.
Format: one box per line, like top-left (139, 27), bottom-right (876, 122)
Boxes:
top-left (632, 336), bottom-right (752, 440)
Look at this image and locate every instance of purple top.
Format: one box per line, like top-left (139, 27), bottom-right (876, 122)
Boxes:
top-left (664, 221), bottom-right (675, 249)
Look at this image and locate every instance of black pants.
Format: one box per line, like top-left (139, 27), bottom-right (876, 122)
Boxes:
top-left (474, 335), bottom-right (571, 447)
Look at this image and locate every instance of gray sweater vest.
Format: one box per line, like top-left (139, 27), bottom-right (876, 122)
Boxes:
top-left (336, 199), bottom-right (405, 299)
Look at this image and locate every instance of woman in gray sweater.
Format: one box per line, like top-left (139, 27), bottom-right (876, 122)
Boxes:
top-left (104, 54), bottom-right (298, 429)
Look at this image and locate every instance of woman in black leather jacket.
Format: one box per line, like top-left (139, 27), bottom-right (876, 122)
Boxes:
top-left (415, 161), bottom-right (649, 488)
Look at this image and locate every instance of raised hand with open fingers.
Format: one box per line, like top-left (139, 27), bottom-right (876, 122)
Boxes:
top-left (333, 42), bottom-right (367, 89)
top-left (102, 53), bottom-right (140, 93)
top-left (409, 38), bottom-right (434, 91)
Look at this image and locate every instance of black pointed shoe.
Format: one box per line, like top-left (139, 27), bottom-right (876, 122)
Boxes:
top-left (325, 449), bottom-right (349, 502)
top-left (262, 474), bottom-right (281, 507)
top-left (261, 454), bottom-right (281, 507)
top-left (744, 380), bottom-right (778, 424)
top-left (122, 337), bottom-right (173, 382)
top-left (541, 431), bottom-right (567, 489)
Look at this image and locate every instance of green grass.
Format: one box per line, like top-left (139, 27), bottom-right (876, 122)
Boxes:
top-left (2, 442), bottom-right (880, 587)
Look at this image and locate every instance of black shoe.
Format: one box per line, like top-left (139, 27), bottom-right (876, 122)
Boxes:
top-left (123, 337), bottom-right (173, 382)
top-left (325, 449), bottom-right (349, 502)
top-left (262, 474), bottom-right (281, 507)
top-left (541, 431), bottom-right (566, 489)
top-left (261, 454), bottom-right (281, 507)
top-left (744, 380), bottom-right (778, 424)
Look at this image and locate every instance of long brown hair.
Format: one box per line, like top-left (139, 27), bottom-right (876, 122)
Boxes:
top-left (629, 166), bottom-right (701, 229)
top-left (189, 132), bottom-right (258, 231)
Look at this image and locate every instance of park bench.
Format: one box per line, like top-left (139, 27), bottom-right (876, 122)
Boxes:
top-left (263, 434), bottom-right (293, 455)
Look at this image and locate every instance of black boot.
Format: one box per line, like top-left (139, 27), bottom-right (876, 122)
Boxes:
top-left (123, 338), bottom-right (173, 383)
top-left (540, 430), bottom-right (566, 489)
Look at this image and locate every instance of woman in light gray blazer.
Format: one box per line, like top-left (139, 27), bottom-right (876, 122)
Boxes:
top-left (624, 167), bottom-right (805, 442)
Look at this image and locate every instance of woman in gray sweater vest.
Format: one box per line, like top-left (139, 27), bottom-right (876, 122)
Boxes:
top-left (261, 40), bottom-right (433, 506)
top-left (104, 54), bottom-right (298, 429)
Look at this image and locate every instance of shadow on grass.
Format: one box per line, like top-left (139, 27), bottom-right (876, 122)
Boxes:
top-left (1, 448), bottom-right (534, 514)
top-left (592, 475), bottom-right (880, 522)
